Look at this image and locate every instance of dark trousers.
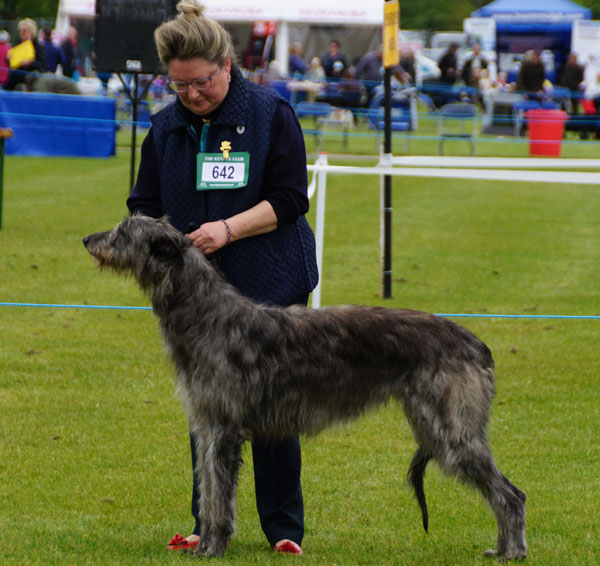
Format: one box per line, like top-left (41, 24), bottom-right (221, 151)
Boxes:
top-left (189, 432), bottom-right (304, 545)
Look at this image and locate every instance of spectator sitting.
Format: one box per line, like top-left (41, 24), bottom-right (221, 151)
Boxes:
top-left (495, 71), bottom-right (511, 92)
top-left (334, 67), bottom-right (366, 110)
top-left (399, 49), bottom-right (416, 84)
top-left (288, 42), bottom-right (308, 78)
top-left (304, 57), bottom-right (326, 101)
top-left (306, 57), bottom-right (325, 83)
top-left (516, 50), bottom-right (545, 100)
top-left (478, 68), bottom-right (493, 94)
top-left (5, 17), bottom-right (46, 91)
top-left (263, 59), bottom-right (284, 86)
top-left (0, 30), bottom-right (11, 87)
top-left (41, 27), bottom-right (64, 73)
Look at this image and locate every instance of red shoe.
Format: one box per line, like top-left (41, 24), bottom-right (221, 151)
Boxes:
top-left (273, 539), bottom-right (303, 555)
top-left (168, 533), bottom-right (199, 551)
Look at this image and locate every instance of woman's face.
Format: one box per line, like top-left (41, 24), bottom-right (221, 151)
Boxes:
top-left (19, 27), bottom-right (33, 42)
top-left (168, 57), bottom-right (232, 116)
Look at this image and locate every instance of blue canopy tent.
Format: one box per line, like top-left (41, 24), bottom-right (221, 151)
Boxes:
top-left (473, 0), bottom-right (591, 19)
top-left (471, 0), bottom-right (592, 82)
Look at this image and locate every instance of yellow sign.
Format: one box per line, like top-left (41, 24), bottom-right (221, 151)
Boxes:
top-left (383, 1), bottom-right (400, 68)
top-left (7, 40), bottom-right (35, 69)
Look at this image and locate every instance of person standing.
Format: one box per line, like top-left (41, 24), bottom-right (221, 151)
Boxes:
top-left (355, 46), bottom-right (384, 104)
top-left (288, 42), bottom-right (308, 77)
top-left (461, 42), bottom-right (487, 87)
top-left (40, 27), bottom-right (64, 73)
top-left (60, 26), bottom-right (78, 78)
top-left (0, 30), bottom-right (11, 87)
top-left (558, 52), bottom-right (585, 114)
top-left (126, 0), bottom-right (318, 555)
top-left (321, 39), bottom-right (348, 78)
top-left (438, 43), bottom-right (459, 84)
top-left (516, 50), bottom-right (545, 100)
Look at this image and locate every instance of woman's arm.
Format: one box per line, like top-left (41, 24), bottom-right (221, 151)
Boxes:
top-left (186, 200), bottom-right (277, 254)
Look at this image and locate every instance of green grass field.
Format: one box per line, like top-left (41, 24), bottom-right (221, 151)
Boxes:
top-left (0, 122), bottom-right (599, 565)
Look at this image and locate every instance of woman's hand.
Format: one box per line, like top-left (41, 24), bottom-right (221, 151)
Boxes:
top-left (186, 220), bottom-right (229, 254)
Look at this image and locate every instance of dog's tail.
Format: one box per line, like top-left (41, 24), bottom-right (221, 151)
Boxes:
top-left (408, 446), bottom-right (431, 533)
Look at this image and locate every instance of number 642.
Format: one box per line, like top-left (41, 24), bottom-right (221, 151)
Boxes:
top-left (212, 165), bottom-right (235, 179)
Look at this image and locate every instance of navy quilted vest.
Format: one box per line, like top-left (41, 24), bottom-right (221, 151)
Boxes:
top-left (148, 68), bottom-right (318, 305)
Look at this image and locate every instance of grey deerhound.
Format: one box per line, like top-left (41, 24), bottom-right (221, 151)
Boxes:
top-left (83, 214), bottom-right (526, 561)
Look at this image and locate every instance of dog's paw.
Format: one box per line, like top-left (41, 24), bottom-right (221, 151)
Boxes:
top-left (192, 538), bottom-right (229, 558)
top-left (484, 548), bottom-right (527, 562)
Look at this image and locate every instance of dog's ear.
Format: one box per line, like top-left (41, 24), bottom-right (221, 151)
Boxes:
top-left (149, 233), bottom-right (186, 266)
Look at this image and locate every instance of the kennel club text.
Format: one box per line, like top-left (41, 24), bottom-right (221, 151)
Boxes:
top-left (197, 152), bottom-right (249, 190)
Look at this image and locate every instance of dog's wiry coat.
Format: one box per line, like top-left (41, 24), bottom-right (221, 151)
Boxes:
top-left (83, 215), bottom-right (527, 561)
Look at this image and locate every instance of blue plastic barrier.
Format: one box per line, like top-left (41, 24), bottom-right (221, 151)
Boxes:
top-left (0, 91), bottom-right (116, 157)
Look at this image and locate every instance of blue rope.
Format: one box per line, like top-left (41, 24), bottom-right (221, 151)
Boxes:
top-left (0, 302), bottom-right (151, 311)
top-left (435, 313), bottom-right (600, 320)
top-left (1, 302), bottom-right (598, 319)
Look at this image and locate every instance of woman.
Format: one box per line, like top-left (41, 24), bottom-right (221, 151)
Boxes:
top-left (126, 0), bottom-right (318, 555)
top-left (5, 18), bottom-right (46, 91)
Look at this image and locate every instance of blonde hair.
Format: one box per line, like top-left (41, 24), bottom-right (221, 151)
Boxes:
top-left (154, 0), bottom-right (234, 68)
top-left (18, 18), bottom-right (37, 37)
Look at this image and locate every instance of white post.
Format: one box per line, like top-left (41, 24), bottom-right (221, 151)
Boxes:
top-left (276, 21), bottom-right (290, 76)
top-left (311, 153), bottom-right (328, 309)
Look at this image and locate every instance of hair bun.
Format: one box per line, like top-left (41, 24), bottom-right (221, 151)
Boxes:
top-left (177, 0), bottom-right (205, 18)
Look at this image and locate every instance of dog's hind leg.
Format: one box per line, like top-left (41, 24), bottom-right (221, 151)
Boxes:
top-left (193, 425), bottom-right (245, 558)
top-left (450, 441), bottom-right (527, 562)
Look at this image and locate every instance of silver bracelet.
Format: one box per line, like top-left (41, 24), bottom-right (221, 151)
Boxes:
top-left (219, 219), bottom-right (232, 245)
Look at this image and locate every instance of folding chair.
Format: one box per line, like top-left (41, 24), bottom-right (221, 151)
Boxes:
top-left (294, 101), bottom-right (334, 150)
top-left (512, 100), bottom-right (540, 137)
top-left (437, 102), bottom-right (478, 156)
top-left (365, 92), bottom-right (412, 151)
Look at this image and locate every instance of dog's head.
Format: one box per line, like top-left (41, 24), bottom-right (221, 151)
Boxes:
top-left (83, 214), bottom-right (190, 288)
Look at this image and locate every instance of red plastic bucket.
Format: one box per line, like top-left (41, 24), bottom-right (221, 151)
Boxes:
top-left (525, 109), bottom-right (567, 157)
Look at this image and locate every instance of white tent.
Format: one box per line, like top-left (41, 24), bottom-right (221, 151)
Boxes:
top-left (204, 0), bottom-right (382, 25)
top-left (56, 0), bottom-right (383, 74)
top-left (56, 0), bottom-right (95, 36)
top-left (204, 1), bottom-right (382, 73)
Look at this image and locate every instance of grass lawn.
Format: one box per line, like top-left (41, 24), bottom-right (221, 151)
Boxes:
top-left (0, 120), bottom-right (599, 565)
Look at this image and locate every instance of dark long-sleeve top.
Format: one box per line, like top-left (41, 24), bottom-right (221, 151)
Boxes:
top-left (128, 100), bottom-right (309, 227)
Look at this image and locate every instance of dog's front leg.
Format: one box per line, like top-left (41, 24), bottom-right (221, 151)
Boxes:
top-left (193, 424), bottom-right (245, 558)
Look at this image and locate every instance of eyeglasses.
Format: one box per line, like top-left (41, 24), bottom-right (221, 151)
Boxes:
top-left (167, 67), bottom-right (220, 93)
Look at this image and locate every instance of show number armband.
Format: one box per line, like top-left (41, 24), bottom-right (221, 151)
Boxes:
top-left (196, 140), bottom-right (250, 190)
